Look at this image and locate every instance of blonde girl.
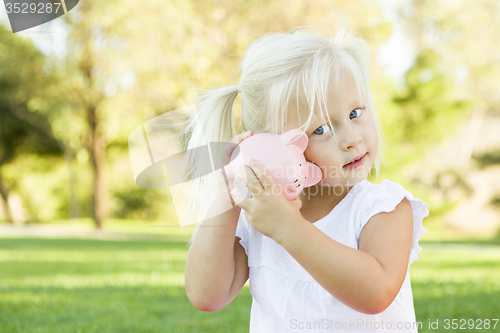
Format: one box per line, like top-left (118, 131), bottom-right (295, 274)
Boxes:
top-left (183, 16), bottom-right (429, 333)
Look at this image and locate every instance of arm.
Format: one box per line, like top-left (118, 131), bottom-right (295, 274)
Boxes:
top-left (275, 197), bottom-right (413, 314)
top-left (184, 173), bottom-right (249, 311)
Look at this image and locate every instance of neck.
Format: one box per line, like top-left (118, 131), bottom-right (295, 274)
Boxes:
top-left (299, 185), bottom-right (352, 210)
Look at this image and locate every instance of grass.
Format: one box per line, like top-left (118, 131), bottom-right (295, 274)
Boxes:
top-left (0, 237), bottom-right (251, 333)
top-left (28, 218), bottom-right (196, 239)
top-left (412, 242), bottom-right (500, 331)
top-left (0, 228), bottom-right (499, 332)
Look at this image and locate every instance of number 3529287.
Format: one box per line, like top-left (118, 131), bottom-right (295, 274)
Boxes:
top-left (443, 319), bottom-right (498, 330)
top-left (5, 2), bottom-right (64, 14)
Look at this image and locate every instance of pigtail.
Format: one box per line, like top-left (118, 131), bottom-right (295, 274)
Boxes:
top-left (180, 86), bottom-right (239, 247)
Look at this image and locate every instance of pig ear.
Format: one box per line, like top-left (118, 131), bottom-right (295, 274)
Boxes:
top-left (279, 129), bottom-right (308, 152)
top-left (304, 162), bottom-right (322, 187)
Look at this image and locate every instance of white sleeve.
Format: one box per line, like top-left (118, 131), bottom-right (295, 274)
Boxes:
top-left (235, 209), bottom-right (249, 257)
top-left (357, 179), bottom-right (429, 267)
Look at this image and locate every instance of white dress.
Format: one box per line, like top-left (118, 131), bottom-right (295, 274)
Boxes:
top-left (235, 179), bottom-right (429, 333)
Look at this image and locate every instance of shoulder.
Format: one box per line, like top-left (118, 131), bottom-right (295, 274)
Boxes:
top-left (359, 196), bottom-right (413, 241)
top-left (352, 179), bottom-right (427, 239)
top-left (353, 179), bottom-right (407, 201)
top-left (353, 179), bottom-right (414, 223)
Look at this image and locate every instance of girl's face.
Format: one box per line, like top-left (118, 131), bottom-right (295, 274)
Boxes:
top-left (286, 71), bottom-right (379, 188)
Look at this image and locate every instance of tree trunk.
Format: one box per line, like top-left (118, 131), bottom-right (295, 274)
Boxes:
top-left (77, 0), bottom-right (107, 230)
top-left (7, 192), bottom-right (27, 225)
top-left (88, 104), bottom-right (107, 230)
top-left (0, 172), bottom-right (13, 222)
top-left (65, 150), bottom-right (79, 219)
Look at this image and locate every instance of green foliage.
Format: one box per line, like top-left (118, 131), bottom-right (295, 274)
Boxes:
top-left (490, 195), bottom-right (500, 208)
top-left (376, 48), bottom-right (474, 184)
top-left (392, 48), bottom-right (472, 148)
top-left (1, 154), bottom-right (79, 222)
top-left (0, 25), bottom-right (63, 165)
top-left (112, 186), bottom-right (166, 221)
top-left (472, 149), bottom-right (500, 169)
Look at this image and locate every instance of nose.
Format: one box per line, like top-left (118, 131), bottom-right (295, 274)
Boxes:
top-left (338, 123), bottom-right (362, 151)
top-left (287, 175), bottom-right (301, 191)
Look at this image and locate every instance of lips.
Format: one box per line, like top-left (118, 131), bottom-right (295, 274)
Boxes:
top-left (344, 153), bottom-right (366, 167)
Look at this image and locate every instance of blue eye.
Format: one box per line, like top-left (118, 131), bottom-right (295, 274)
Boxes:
top-left (313, 124), bottom-right (331, 136)
top-left (349, 108), bottom-right (364, 120)
top-left (313, 108), bottom-right (364, 135)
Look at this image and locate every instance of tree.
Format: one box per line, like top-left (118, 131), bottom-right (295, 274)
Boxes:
top-left (51, 0), bottom-right (392, 228)
top-left (0, 24), bottom-right (64, 223)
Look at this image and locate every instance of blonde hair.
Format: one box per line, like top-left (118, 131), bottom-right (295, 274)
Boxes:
top-left (182, 16), bottom-right (387, 246)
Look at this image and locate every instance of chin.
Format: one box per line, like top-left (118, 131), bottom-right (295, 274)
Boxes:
top-left (317, 180), bottom-right (357, 188)
top-left (320, 176), bottom-right (367, 188)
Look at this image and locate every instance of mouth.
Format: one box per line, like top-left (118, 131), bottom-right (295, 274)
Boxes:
top-left (343, 153), bottom-right (367, 168)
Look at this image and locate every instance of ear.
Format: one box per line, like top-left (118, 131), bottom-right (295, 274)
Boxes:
top-left (304, 162), bottom-right (322, 187)
top-left (279, 129), bottom-right (308, 152)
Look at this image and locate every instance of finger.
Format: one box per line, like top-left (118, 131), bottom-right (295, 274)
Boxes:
top-left (249, 159), bottom-right (275, 192)
top-left (240, 165), bottom-right (264, 198)
top-left (223, 131), bottom-right (250, 154)
top-left (230, 130), bottom-right (253, 145)
top-left (231, 189), bottom-right (250, 210)
top-left (221, 142), bottom-right (238, 160)
top-left (222, 131), bottom-right (253, 163)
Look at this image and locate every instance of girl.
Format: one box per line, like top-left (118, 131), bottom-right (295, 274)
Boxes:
top-left (183, 17), bottom-right (429, 333)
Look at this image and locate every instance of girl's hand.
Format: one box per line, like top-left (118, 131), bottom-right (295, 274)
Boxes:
top-left (231, 159), bottom-right (305, 242)
top-left (216, 130), bottom-right (253, 205)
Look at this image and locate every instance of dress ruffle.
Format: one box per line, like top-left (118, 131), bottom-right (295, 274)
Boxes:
top-left (358, 179), bottom-right (429, 266)
top-left (235, 210), bottom-right (250, 257)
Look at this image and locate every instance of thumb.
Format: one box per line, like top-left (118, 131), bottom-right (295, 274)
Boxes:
top-left (231, 189), bottom-right (249, 210)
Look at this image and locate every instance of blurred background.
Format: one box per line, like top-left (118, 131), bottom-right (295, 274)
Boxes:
top-left (0, 0), bottom-right (499, 332)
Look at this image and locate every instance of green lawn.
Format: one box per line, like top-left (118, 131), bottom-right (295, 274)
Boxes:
top-left (0, 236), bottom-right (499, 332)
top-left (412, 242), bottom-right (500, 332)
top-left (0, 237), bottom-right (251, 333)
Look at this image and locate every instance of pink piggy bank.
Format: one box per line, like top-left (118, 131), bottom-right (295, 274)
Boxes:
top-left (222, 129), bottom-right (322, 201)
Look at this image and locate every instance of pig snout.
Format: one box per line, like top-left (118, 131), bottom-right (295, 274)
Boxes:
top-left (286, 175), bottom-right (302, 192)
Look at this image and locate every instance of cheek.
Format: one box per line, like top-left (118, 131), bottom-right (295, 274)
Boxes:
top-left (363, 120), bottom-right (379, 150)
top-left (305, 141), bottom-right (341, 166)
top-left (370, 126), bottom-right (379, 151)
top-left (304, 140), bottom-right (327, 162)
top-left (304, 148), bottom-right (316, 163)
